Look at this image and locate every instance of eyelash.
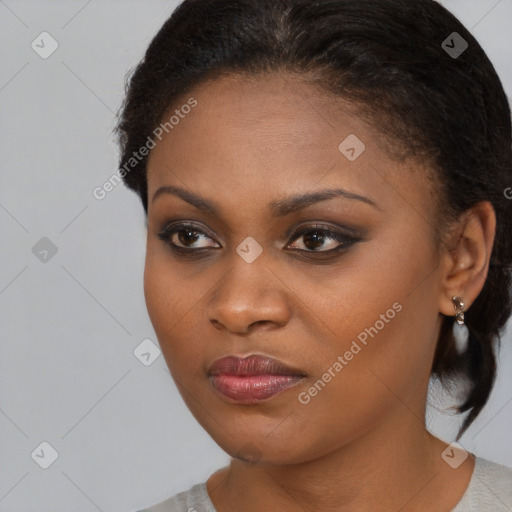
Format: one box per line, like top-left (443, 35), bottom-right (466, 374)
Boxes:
top-left (156, 221), bottom-right (360, 258)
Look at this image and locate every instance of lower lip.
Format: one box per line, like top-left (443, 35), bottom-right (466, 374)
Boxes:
top-left (210, 374), bottom-right (304, 403)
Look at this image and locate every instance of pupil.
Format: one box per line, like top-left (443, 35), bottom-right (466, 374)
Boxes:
top-left (179, 229), bottom-right (199, 246)
top-left (305, 231), bottom-right (323, 249)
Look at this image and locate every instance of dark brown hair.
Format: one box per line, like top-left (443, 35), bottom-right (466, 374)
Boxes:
top-left (116, 0), bottom-right (512, 438)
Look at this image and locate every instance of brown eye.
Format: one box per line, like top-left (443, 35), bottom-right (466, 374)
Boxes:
top-left (157, 223), bottom-right (220, 250)
top-left (302, 230), bottom-right (328, 250)
top-left (175, 228), bottom-right (201, 247)
top-left (287, 225), bottom-right (357, 252)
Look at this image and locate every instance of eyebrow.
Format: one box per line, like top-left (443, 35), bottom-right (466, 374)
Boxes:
top-left (151, 185), bottom-right (378, 216)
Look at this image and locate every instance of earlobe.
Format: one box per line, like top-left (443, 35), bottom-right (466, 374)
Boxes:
top-left (438, 201), bottom-right (496, 317)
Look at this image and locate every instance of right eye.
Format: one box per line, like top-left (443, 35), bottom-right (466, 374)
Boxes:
top-left (157, 222), bottom-right (221, 251)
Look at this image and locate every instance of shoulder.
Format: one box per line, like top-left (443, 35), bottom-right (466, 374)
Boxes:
top-left (136, 482), bottom-right (215, 512)
top-left (453, 456), bottom-right (512, 511)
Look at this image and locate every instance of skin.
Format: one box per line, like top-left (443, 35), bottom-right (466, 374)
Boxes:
top-left (144, 72), bottom-right (496, 511)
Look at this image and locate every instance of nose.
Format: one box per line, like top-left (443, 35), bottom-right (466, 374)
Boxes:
top-left (206, 257), bottom-right (291, 335)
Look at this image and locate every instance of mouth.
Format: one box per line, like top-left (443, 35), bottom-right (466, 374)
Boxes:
top-left (208, 354), bottom-right (306, 404)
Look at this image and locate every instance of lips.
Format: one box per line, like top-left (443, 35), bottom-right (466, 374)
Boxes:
top-left (208, 354), bottom-right (306, 404)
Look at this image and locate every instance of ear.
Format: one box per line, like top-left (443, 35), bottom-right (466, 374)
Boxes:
top-left (438, 201), bottom-right (496, 317)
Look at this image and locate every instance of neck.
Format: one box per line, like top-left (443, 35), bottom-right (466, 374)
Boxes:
top-left (207, 413), bottom-right (472, 512)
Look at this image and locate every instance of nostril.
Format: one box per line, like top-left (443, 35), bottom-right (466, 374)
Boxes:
top-left (248, 320), bottom-right (271, 330)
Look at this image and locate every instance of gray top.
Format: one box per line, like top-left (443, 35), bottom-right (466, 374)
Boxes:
top-left (137, 457), bottom-right (512, 511)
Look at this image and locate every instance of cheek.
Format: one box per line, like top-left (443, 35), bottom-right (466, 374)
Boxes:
top-left (300, 226), bottom-right (436, 365)
top-left (278, 247), bottom-right (440, 459)
top-left (143, 251), bottom-right (172, 337)
top-left (143, 247), bottom-right (206, 374)
top-left (313, 230), bottom-right (440, 402)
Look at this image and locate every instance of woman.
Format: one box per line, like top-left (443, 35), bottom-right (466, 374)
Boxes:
top-left (117, 0), bottom-right (512, 510)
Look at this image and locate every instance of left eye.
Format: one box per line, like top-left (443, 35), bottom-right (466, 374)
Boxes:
top-left (286, 226), bottom-right (355, 252)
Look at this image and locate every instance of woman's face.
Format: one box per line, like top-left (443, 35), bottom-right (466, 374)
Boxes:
top-left (144, 72), bottom-right (447, 464)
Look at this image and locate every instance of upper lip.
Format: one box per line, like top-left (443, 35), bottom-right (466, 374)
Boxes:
top-left (208, 354), bottom-right (306, 377)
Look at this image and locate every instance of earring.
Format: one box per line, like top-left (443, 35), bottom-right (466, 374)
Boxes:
top-left (451, 296), bottom-right (469, 354)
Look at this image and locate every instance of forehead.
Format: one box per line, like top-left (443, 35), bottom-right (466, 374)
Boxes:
top-left (146, 72), bottom-right (434, 220)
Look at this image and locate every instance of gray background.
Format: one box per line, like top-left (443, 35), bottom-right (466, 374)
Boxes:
top-left (0, 1), bottom-right (511, 511)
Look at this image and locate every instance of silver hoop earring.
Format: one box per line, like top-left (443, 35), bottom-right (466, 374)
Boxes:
top-left (451, 296), bottom-right (469, 354)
